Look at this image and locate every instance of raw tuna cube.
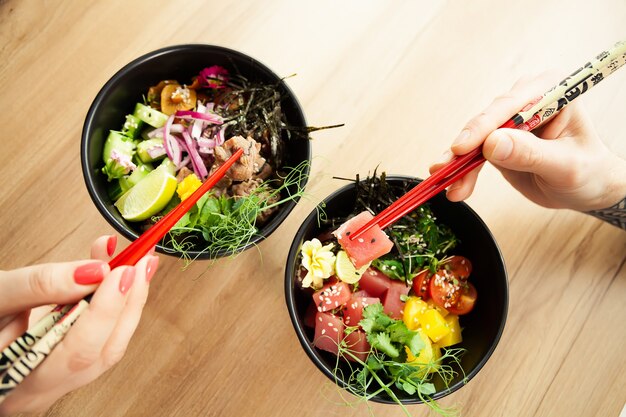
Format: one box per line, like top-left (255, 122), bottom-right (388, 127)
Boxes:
top-left (303, 301), bottom-right (317, 328)
top-left (314, 312), bottom-right (345, 355)
top-left (344, 296), bottom-right (380, 326)
top-left (333, 211), bottom-right (394, 268)
top-left (352, 289), bottom-right (373, 298)
top-left (383, 280), bottom-right (411, 319)
top-left (312, 281), bottom-right (352, 312)
top-left (359, 267), bottom-right (393, 297)
top-left (345, 330), bottom-right (371, 362)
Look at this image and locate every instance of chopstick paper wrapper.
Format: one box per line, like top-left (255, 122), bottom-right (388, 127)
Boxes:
top-left (0, 148), bottom-right (244, 402)
top-left (350, 39), bottom-right (626, 240)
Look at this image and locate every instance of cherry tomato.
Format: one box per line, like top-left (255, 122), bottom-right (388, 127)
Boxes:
top-left (446, 282), bottom-right (477, 315)
top-left (411, 269), bottom-right (432, 300)
top-left (429, 271), bottom-right (461, 310)
top-left (442, 256), bottom-right (472, 280)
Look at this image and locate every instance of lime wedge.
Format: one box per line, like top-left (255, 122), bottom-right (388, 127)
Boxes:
top-left (115, 166), bottom-right (178, 221)
top-left (335, 250), bottom-right (370, 284)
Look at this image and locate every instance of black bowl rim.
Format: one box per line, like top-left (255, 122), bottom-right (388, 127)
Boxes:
top-left (81, 43), bottom-right (311, 258)
top-left (284, 175), bottom-right (509, 405)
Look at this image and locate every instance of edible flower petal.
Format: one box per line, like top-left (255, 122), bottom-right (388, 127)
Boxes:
top-left (199, 66), bottom-right (229, 89)
top-left (301, 238), bottom-right (336, 289)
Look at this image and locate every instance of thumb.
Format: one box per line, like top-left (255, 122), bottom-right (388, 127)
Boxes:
top-left (483, 128), bottom-right (569, 178)
top-left (0, 260), bottom-right (110, 316)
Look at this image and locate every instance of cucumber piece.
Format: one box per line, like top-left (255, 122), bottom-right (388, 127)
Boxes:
top-left (102, 131), bottom-right (135, 164)
top-left (136, 138), bottom-right (166, 163)
top-left (158, 158), bottom-right (177, 177)
top-left (107, 180), bottom-right (125, 201)
top-left (119, 164), bottom-right (152, 193)
top-left (133, 103), bottom-right (169, 128)
top-left (121, 114), bottom-right (143, 138)
top-left (141, 128), bottom-right (155, 141)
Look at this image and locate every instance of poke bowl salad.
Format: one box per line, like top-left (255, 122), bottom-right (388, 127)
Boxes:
top-left (81, 45), bottom-right (311, 260)
top-left (285, 173), bottom-right (508, 415)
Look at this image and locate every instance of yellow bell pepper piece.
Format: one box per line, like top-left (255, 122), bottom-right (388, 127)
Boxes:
top-left (403, 296), bottom-right (428, 330)
top-left (437, 314), bottom-right (463, 348)
top-left (176, 173), bottom-right (202, 201)
top-left (420, 309), bottom-right (450, 343)
top-left (426, 300), bottom-right (449, 317)
top-left (406, 329), bottom-right (442, 377)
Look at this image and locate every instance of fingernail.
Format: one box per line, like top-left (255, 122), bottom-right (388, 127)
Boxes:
top-left (436, 149), bottom-right (454, 165)
top-left (452, 129), bottom-right (471, 147)
top-left (106, 235), bottom-right (117, 257)
top-left (74, 262), bottom-right (107, 285)
top-left (491, 133), bottom-right (514, 161)
top-left (146, 256), bottom-right (159, 283)
top-left (119, 267), bottom-right (136, 295)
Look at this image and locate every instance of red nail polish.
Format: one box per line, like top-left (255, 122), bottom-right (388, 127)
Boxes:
top-left (107, 235), bottom-right (117, 257)
top-left (146, 256), bottom-right (159, 283)
top-left (74, 262), bottom-right (106, 285)
top-left (119, 267), bottom-right (136, 295)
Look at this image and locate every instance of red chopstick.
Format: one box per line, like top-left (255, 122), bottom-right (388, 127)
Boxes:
top-left (0, 148), bottom-right (244, 403)
top-left (349, 119), bottom-right (518, 241)
top-left (111, 147), bottom-right (244, 267)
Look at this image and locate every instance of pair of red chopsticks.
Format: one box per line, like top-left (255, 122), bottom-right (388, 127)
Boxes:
top-left (110, 147), bottom-right (244, 268)
top-left (0, 148), bottom-right (244, 404)
top-left (349, 38), bottom-right (626, 241)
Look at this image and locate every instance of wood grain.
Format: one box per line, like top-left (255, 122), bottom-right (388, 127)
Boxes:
top-left (1, 1), bottom-right (625, 416)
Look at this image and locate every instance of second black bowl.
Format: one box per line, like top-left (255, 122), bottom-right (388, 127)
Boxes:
top-left (285, 176), bottom-right (508, 404)
top-left (81, 44), bottom-right (310, 258)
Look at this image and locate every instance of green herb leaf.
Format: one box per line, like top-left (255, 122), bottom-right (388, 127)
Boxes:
top-left (370, 333), bottom-right (399, 358)
top-left (402, 381), bottom-right (417, 395)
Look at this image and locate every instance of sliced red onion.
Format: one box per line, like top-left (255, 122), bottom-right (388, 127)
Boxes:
top-left (146, 144), bottom-right (166, 159)
top-left (178, 155), bottom-right (190, 168)
top-left (198, 147), bottom-right (214, 154)
top-left (197, 138), bottom-right (216, 148)
top-left (205, 102), bottom-right (215, 112)
top-left (175, 110), bottom-right (223, 125)
top-left (148, 124), bottom-right (185, 138)
top-left (182, 131), bottom-right (208, 179)
top-left (162, 115), bottom-right (179, 165)
top-left (216, 125), bottom-right (227, 146)
top-left (190, 102), bottom-right (206, 140)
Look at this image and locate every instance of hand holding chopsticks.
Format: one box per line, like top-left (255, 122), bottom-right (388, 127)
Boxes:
top-left (350, 39), bottom-right (626, 240)
top-left (0, 148), bottom-right (243, 411)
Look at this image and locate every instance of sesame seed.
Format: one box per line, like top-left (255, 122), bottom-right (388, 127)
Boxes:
top-left (328, 322), bottom-right (333, 327)
top-left (333, 328), bottom-right (338, 332)
top-left (318, 317), bottom-right (323, 322)
top-left (322, 329), bottom-right (326, 335)
top-left (358, 238), bottom-right (364, 243)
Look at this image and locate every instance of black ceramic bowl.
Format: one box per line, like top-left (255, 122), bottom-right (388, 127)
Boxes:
top-left (285, 176), bottom-right (508, 404)
top-left (81, 44), bottom-right (310, 258)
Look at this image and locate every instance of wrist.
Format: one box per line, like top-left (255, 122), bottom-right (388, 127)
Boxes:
top-left (585, 154), bottom-right (626, 211)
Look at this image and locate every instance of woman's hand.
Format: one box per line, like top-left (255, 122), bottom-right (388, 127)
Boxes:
top-left (0, 235), bottom-right (159, 415)
top-left (430, 72), bottom-right (626, 212)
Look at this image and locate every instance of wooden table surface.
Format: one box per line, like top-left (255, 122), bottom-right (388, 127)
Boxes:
top-left (2, 1), bottom-right (625, 416)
